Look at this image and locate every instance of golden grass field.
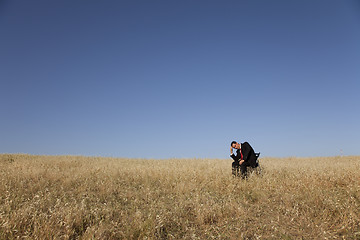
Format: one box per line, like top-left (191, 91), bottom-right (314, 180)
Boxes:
top-left (0, 154), bottom-right (359, 239)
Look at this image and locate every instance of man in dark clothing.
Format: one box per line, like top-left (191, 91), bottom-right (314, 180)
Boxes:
top-left (230, 141), bottom-right (258, 178)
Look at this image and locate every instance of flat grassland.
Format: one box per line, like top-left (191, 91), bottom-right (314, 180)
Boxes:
top-left (0, 154), bottom-right (359, 239)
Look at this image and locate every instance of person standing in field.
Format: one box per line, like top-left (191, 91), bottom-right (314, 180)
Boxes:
top-left (230, 141), bottom-right (258, 178)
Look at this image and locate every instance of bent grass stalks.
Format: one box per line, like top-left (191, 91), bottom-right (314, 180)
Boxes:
top-left (0, 154), bottom-right (359, 239)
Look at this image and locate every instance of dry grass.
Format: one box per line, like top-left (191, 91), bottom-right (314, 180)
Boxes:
top-left (0, 154), bottom-right (359, 239)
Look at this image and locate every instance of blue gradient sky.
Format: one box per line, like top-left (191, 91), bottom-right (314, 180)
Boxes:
top-left (1, 0), bottom-right (359, 158)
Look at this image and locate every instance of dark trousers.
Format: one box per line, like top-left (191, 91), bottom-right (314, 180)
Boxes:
top-left (232, 161), bottom-right (240, 177)
top-left (232, 160), bottom-right (258, 179)
top-left (240, 161), bottom-right (251, 179)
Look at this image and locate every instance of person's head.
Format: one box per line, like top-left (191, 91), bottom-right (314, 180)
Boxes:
top-left (231, 141), bottom-right (241, 149)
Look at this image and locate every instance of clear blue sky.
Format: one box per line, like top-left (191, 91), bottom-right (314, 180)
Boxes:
top-left (1, 0), bottom-right (359, 158)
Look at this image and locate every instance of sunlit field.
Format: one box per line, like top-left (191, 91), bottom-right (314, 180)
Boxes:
top-left (0, 154), bottom-right (359, 239)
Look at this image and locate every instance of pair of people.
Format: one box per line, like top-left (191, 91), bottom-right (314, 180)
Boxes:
top-left (230, 141), bottom-right (259, 178)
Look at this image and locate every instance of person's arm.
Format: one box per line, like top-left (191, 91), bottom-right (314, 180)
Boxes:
top-left (230, 148), bottom-right (240, 161)
top-left (240, 142), bottom-right (255, 165)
